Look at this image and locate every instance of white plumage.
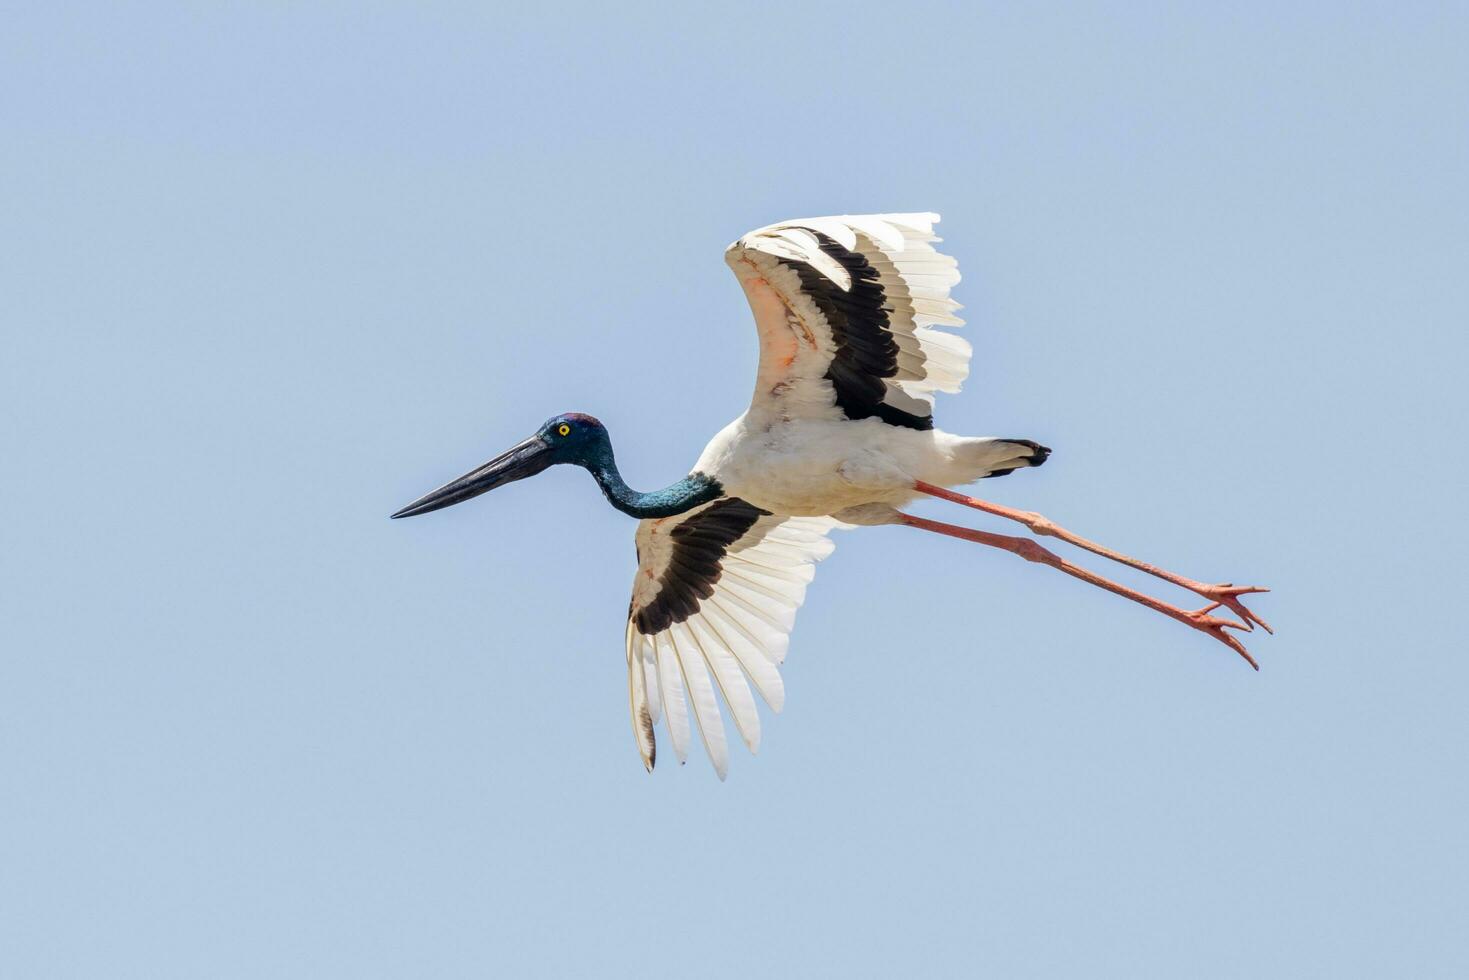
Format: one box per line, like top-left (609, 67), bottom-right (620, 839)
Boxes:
top-left (624, 213), bottom-right (1043, 776)
top-left (726, 212), bottom-right (970, 427)
top-left (626, 508), bottom-right (838, 779)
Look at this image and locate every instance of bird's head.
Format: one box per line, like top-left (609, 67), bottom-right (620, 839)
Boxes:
top-left (535, 412), bottom-right (611, 462)
top-left (391, 413), bottom-right (610, 519)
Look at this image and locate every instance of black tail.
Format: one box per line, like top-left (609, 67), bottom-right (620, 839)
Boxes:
top-left (982, 439), bottom-right (1051, 479)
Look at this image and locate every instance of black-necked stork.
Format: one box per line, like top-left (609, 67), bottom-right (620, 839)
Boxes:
top-left (393, 213), bottom-right (1271, 778)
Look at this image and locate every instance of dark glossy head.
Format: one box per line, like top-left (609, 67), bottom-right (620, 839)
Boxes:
top-left (390, 413), bottom-right (610, 519)
top-left (535, 412), bottom-right (610, 463)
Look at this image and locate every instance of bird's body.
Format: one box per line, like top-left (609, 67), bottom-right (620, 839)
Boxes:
top-left (394, 212), bottom-right (1272, 778)
top-left (692, 414), bottom-right (1042, 519)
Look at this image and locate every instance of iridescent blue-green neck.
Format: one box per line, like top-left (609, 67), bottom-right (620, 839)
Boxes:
top-left (581, 443), bottom-right (722, 519)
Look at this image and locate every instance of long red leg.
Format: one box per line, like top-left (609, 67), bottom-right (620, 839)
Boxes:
top-left (913, 481), bottom-right (1272, 634)
top-left (900, 512), bottom-right (1260, 669)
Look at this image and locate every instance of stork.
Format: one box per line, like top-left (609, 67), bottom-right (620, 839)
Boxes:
top-left (393, 213), bottom-right (1271, 778)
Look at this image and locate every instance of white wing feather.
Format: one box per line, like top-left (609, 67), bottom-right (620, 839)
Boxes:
top-left (625, 508), bottom-right (839, 777)
top-left (725, 212), bottom-right (971, 424)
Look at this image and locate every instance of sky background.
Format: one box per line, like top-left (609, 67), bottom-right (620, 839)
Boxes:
top-left (3, 2), bottom-right (1467, 977)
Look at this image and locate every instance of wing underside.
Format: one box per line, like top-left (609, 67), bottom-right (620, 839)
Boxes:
top-left (625, 499), bottom-right (839, 778)
top-left (724, 212), bottom-right (971, 428)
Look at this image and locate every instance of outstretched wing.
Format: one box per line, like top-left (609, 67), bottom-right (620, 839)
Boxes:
top-left (725, 212), bottom-right (970, 430)
top-left (624, 498), bottom-right (839, 778)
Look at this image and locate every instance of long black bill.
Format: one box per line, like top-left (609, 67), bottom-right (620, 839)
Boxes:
top-left (391, 436), bottom-right (554, 519)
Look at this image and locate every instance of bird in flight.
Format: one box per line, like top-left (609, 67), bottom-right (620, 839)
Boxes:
top-left (393, 213), bottom-right (1271, 778)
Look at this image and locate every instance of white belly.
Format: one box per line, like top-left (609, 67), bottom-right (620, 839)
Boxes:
top-left (693, 414), bottom-right (967, 517)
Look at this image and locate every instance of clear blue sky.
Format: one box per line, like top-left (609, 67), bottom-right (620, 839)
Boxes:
top-left (3, 3), bottom-right (1466, 977)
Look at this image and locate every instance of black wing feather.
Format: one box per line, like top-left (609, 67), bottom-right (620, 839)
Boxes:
top-left (778, 232), bottom-right (934, 431)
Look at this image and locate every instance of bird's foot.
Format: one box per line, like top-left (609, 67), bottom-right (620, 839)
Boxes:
top-left (1183, 582), bottom-right (1273, 634)
top-left (1184, 603), bottom-right (1261, 670)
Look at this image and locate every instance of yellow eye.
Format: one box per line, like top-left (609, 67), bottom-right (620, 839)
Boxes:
top-left (557, 424), bottom-right (571, 437)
